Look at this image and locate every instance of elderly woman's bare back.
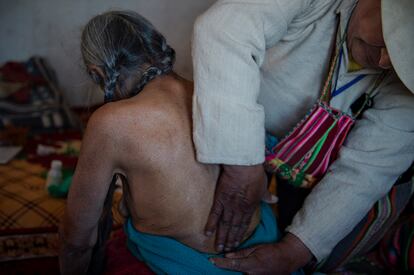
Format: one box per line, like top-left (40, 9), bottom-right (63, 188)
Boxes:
top-left (62, 74), bottom-right (260, 258)
top-left (117, 74), bottom-right (262, 252)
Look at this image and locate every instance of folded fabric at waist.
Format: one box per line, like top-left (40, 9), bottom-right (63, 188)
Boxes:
top-left (125, 202), bottom-right (302, 275)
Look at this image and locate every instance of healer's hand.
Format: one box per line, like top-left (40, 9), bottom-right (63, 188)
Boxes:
top-left (210, 233), bottom-right (313, 275)
top-left (205, 164), bottom-right (267, 252)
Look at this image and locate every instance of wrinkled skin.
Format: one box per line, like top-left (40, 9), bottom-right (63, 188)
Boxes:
top-left (211, 233), bottom-right (312, 275)
top-left (205, 164), bottom-right (267, 252)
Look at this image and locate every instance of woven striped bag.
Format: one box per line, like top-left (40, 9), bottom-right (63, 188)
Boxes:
top-left (265, 41), bottom-right (387, 188)
top-left (265, 102), bottom-right (354, 188)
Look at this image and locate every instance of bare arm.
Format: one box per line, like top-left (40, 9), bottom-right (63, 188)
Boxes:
top-left (59, 107), bottom-right (122, 275)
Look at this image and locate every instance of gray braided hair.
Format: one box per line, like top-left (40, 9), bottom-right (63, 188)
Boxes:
top-left (81, 11), bottom-right (175, 102)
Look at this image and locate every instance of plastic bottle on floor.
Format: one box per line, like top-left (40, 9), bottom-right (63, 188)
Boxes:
top-left (46, 160), bottom-right (63, 189)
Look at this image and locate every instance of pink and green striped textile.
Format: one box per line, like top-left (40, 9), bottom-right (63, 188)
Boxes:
top-left (265, 102), bottom-right (355, 188)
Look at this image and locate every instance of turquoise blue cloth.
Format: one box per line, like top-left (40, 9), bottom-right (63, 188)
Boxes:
top-left (125, 202), bottom-right (303, 275)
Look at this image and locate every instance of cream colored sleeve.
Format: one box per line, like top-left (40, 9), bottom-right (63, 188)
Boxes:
top-left (192, 0), bottom-right (311, 165)
top-left (286, 80), bottom-right (414, 261)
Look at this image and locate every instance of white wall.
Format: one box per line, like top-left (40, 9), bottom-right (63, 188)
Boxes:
top-left (0, 0), bottom-right (215, 106)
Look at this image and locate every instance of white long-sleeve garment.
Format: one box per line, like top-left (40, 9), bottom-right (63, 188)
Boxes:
top-left (192, 0), bottom-right (414, 261)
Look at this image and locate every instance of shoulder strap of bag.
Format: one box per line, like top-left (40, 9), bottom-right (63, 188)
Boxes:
top-left (320, 22), bottom-right (348, 103)
top-left (351, 70), bottom-right (388, 119)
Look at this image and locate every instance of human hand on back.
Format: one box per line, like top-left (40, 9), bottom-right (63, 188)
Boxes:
top-left (205, 164), bottom-right (269, 252)
top-left (210, 233), bottom-right (313, 275)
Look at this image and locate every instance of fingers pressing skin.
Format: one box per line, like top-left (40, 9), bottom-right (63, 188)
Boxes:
top-left (223, 214), bottom-right (243, 251)
top-left (233, 212), bottom-right (254, 249)
top-left (211, 257), bottom-right (248, 273)
top-left (211, 234), bottom-right (314, 275)
top-left (216, 207), bottom-right (233, 252)
top-left (205, 164), bottom-right (267, 252)
top-left (230, 176), bottom-right (273, 249)
top-left (226, 246), bottom-right (257, 258)
top-left (210, 245), bottom-right (264, 274)
top-left (205, 199), bottom-right (224, 237)
top-left (210, 244), bottom-right (280, 275)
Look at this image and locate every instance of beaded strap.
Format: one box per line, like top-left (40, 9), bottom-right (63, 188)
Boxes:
top-left (320, 33), bottom-right (347, 103)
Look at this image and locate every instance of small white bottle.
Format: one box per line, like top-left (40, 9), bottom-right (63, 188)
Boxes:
top-left (46, 160), bottom-right (63, 189)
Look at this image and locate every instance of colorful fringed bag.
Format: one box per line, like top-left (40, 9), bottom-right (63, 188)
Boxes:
top-left (265, 37), bottom-right (387, 188)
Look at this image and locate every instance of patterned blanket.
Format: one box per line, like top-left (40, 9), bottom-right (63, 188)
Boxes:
top-left (0, 159), bottom-right (123, 262)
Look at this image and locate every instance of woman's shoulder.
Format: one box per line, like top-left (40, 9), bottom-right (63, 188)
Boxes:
top-left (88, 92), bottom-right (167, 128)
top-left (87, 101), bottom-right (131, 133)
top-left (82, 100), bottom-right (150, 155)
top-left (84, 75), bottom-right (192, 146)
top-left (87, 90), bottom-right (184, 136)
